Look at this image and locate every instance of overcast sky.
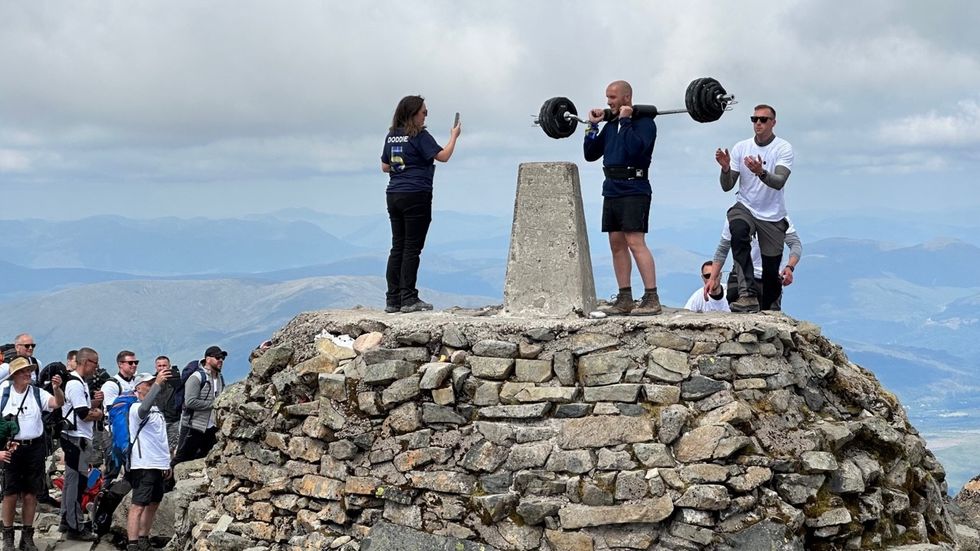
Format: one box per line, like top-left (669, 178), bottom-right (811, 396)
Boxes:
top-left (2, 1), bottom-right (979, 221)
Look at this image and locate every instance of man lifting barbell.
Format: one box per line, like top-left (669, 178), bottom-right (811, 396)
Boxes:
top-left (583, 80), bottom-right (662, 316)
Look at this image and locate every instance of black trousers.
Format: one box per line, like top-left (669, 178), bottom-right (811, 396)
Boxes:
top-left (726, 269), bottom-right (783, 310)
top-left (172, 426), bottom-right (218, 465)
top-left (385, 191), bottom-right (432, 306)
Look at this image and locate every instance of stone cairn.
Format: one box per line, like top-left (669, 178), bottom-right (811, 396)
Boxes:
top-left (173, 309), bottom-right (961, 550)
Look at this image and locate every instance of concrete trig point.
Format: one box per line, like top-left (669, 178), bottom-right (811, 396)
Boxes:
top-left (503, 162), bottom-right (597, 317)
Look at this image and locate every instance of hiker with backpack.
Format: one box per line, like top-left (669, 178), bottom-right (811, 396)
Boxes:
top-left (59, 347), bottom-right (104, 542)
top-left (152, 356), bottom-right (182, 455)
top-left (172, 346), bottom-right (226, 465)
top-left (0, 356), bottom-right (64, 551)
top-left (125, 371), bottom-right (171, 551)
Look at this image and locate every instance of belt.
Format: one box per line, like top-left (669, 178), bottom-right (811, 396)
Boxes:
top-left (603, 166), bottom-right (648, 180)
top-left (14, 438), bottom-right (40, 446)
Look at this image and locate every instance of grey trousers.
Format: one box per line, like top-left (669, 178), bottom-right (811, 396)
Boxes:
top-left (59, 435), bottom-right (92, 531)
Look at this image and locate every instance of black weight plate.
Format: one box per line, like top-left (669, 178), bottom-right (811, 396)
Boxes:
top-left (538, 96), bottom-right (577, 139)
top-left (699, 78), bottom-right (726, 122)
top-left (698, 80), bottom-right (718, 122)
top-left (685, 78), bottom-right (705, 122)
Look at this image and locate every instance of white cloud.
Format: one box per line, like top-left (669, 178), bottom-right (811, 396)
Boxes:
top-left (0, 149), bottom-right (31, 172)
top-left (877, 100), bottom-right (980, 147)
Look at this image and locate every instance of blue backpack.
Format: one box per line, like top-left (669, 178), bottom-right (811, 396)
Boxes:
top-left (104, 394), bottom-right (149, 482)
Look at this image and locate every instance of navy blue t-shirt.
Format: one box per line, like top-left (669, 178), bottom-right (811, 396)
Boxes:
top-left (381, 128), bottom-right (443, 193)
top-left (583, 117), bottom-right (657, 197)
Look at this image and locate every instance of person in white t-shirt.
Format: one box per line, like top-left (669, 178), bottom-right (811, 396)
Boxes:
top-left (706, 217), bottom-right (803, 311)
top-left (0, 356), bottom-right (64, 551)
top-left (59, 347), bottom-right (104, 542)
top-left (714, 104), bottom-right (794, 313)
top-left (685, 261), bottom-right (731, 313)
top-left (126, 371), bottom-right (171, 551)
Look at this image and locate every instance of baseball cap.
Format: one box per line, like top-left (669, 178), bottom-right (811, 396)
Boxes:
top-left (134, 372), bottom-right (155, 385)
top-left (204, 346), bottom-right (228, 360)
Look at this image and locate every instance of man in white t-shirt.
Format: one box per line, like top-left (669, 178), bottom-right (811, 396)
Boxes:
top-left (685, 261), bottom-right (731, 313)
top-left (714, 104), bottom-right (794, 313)
top-left (0, 356), bottom-right (64, 551)
top-left (101, 350), bottom-right (140, 408)
top-left (706, 217), bottom-right (803, 311)
top-left (126, 371), bottom-right (171, 551)
top-left (59, 347), bottom-right (104, 542)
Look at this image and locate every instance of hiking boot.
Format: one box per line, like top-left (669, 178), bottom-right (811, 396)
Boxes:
top-left (3, 527), bottom-right (14, 551)
top-left (600, 291), bottom-right (634, 315)
top-left (384, 304), bottom-right (402, 314)
top-left (400, 299), bottom-right (433, 313)
top-left (631, 289), bottom-right (663, 316)
top-left (126, 544), bottom-right (140, 551)
top-left (17, 527), bottom-right (37, 551)
top-left (730, 295), bottom-right (760, 313)
top-left (138, 536), bottom-right (152, 551)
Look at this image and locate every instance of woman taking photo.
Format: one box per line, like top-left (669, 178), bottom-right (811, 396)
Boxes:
top-left (381, 95), bottom-right (461, 313)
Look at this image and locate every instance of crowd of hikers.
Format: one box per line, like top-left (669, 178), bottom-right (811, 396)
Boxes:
top-left (0, 334), bottom-right (227, 551)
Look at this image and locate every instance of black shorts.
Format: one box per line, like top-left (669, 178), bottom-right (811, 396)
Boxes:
top-left (602, 195), bottom-right (651, 233)
top-left (1, 439), bottom-right (46, 496)
top-left (129, 468), bottom-right (165, 505)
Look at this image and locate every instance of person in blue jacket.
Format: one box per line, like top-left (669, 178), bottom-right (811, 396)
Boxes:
top-left (381, 95), bottom-right (461, 314)
top-left (584, 80), bottom-right (661, 315)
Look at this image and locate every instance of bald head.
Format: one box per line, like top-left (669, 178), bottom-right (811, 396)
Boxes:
top-left (605, 80), bottom-right (633, 114)
top-left (608, 80), bottom-right (632, 98)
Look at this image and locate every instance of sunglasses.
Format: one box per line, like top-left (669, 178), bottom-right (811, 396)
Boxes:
top-left (21, 344), bottom-right (36, 349)
top-left (702, 273), bottom-right (712, 280)
top-left (122, 360), bottom-right (140, 366)
top-left (750, 116), bottom-right (771, 124)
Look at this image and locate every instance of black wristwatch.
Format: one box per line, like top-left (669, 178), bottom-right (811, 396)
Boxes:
top-left (758, 169), bottom-right (768, 181)
top-left (786, 265), bottom-right (795, 272)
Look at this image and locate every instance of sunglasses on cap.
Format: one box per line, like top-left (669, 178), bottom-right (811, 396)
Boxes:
top-left (750, 116), bottom-right (771, 124)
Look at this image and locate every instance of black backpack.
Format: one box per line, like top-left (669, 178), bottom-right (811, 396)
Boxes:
top-left (37, 362), bottom-right (71, 449)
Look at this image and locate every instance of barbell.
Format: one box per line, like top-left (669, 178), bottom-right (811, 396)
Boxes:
top-left (534, 77), bottom-right (736, 139)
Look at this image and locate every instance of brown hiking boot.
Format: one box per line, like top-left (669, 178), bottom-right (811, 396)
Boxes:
top-left (730, 295), bottom-right (760, 313)
top-left (600, 291), bottom-right (634, 315)
top-left (631, 289), bottom-right (663, 316)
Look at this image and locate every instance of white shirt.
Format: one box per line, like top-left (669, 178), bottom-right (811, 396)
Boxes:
top-left (62, 374), bottom-right (94, 439)
top-left (722, 218), bottom-right (798, 279)
top-left (684, 285), bottom-right (732, 313)
top-left (102, 374), bottom-right (138, 407)
top-left (128, 402), bottom-right (170, 470)
top-left (730, 136), bottom-right (794, 221)
top-left (1, 385), bottom-right (55, 440)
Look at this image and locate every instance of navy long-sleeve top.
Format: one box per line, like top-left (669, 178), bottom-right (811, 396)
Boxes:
top-left (583, 117), bottom-right (657, 197)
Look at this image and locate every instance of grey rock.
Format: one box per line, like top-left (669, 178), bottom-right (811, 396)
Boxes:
top-left (363, 347), bottom-right (429, 365)
top-left (384, 402), bottom-right (422, 434)
top-left (681, 375), bottom-right (729, 400)
top-left (421, 403), bottom-right (467, 425)
top-left (383, 501), bottom-right (423, 529)
top-left (644, 384), bottom-right (681, 405)
top-left (461, 440), bottom-right (509, 472)
top-left (506, 442), bottom-right (553, 470)
top-left (829, 458), bottom-right (866, 494)
top-left (578, 352), bottom-right (633, 386)
top-left (553, 350), bottom-right (576, 385)
top-left (515, 359), bottom-right (552, 382)
top-left (634, 443), bottom-right (675, 468)
top-left (615, 470), bottom-right (649, 500)
top-left (680, 463), bottom-right (731, 484)
top-left (728, 466), bottom-right (772, 493)
top-left (250, 345), bottom-right (294, 381)
top-left (512, 385), bottom-right (579, 403)
top-left (805, 507), bottom-right (852, 527)
top-left (698, 355), bottom-right (733, 380)
top-left (659, 404), bottom-right (692, 445)
top-left (568, 332), bottom-right (620, 355)
top-left (773, 473), bottom-right (825, 504)
top-left (431, 386), bottom-right (455, 405)
top-left (408, 471), bottom-right (478, 494)
top-left (554, 403), bottom-right (593, 418)
top-left (545, 449), bottom-right (595, 474)
top-left (517, 499), bottom-right (561, 525)
top-left (526, 327), bottom-right (556, 342)
top-left (698, 400), bottom-right (754, 427)
top-left (480, 471), bottom-right (514, 494)
top-left (515, 426), bottom-right (557, 443)
top-left (477, 422), bottom-right (514, 444)
top-left (733, 355), bottom-right (783, 376)
top-left (558, 496), bottom-right (674, 528)
top-left (328, 439), bottom-right (357, 460)
top-left (675, 484), bottom-right (732, 510)
top-left (646, 348), bottom-right (691, 382)
top-left (559, 416), bottom-right (654, 449)
top-left (718, 520), bottom-right (804, 551)
top-left (671, 521), bottom-right (715, 546)
top-left (381, 374), bottom-right (422, 406)
top-left (583, 384), bottom-right (642, 402)
top-left (597, 448), bottom-right (637, 470)
top-left (361, 521), bottom-right (499, 551)
top-left (801, 451), bottom-right (838, 473)
top-left (674, 424), bottom-right (751, 463)
top-left (472, 493), bottom-right (519, 523)
top-left (647, 331), bottom-right (694, 351)
top-left (467, 357), bottom-right (515, 380)
top-left (419, 362), bottom-right (454, 389)
top-left (472, 339), bottom-right (519, 358)
top-left (442, 325), bottom-right (469, 348)
top-left (364, 360), bottom-right (417, 384)
top-left (317, 373), bottom-right (347, 401)
top-left (473, 381), bottom-right (502, 406)
top-left (581, 480), bottom-right (614, 506)
top-left (616, 403), bottom-right (645, 416)
top-left (479, 403), bottom-right (551, 419)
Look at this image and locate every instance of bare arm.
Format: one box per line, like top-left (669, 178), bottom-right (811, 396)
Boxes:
top-left (434, 124), bottom-right (462, 163)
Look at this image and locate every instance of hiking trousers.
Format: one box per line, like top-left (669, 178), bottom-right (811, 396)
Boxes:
top-left (60, 435), bottom-right (92, 531)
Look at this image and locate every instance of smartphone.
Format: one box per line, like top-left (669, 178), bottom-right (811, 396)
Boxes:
top-left (453, 112), bottom-right (460, 127)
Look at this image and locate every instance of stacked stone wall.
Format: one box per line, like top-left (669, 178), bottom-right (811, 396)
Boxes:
top-left (179, 311), bottom-right (955, 551)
